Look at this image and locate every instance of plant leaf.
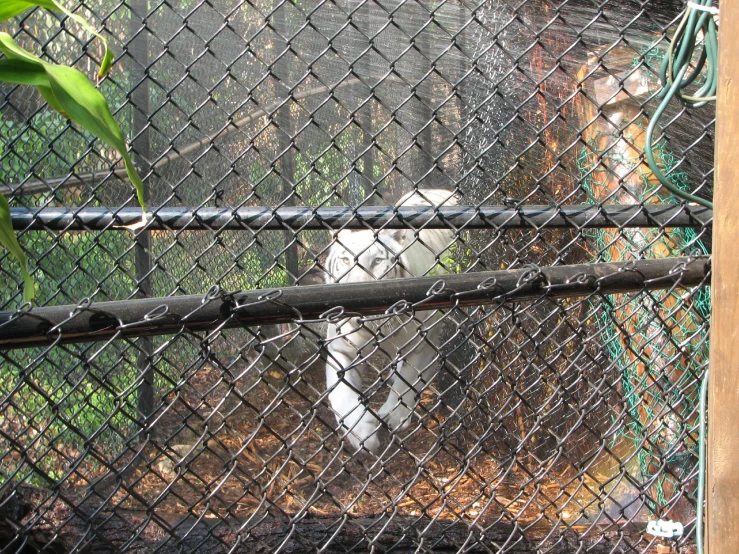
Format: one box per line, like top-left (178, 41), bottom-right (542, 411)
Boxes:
top-left (0, 0), bottom-right (114, 78)
top-left (44, 64), bottom-right (128, 152)
top-left (0, 34), bottom-right (67, 114)
top-left (0, 33), bottom-right (146, 211)
top-left (0, 8), bottom-right (133, 305)
top-left (0, 0), bottom-right (62, 21)
top-left (0, 194), bottom-right (34, 303)
top-left (123, 151), bottom-right (147, 211)
top-left (0, 31), bottom-right (49, 64)
top-left (0, 58), bottom-right (50, 87)
top-left (99, 46), bottom-right (114, 79)
top-left (43, 64), bottom-right (146, 209)
top-left (0, 58), bottom-right (65, 114)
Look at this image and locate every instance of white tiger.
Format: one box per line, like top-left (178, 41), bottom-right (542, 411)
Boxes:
top-left (324, 189), bottom-right (457, 454)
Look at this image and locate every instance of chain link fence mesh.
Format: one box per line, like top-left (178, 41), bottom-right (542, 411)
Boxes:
top-left (0, 0), bottom-right (713, 552)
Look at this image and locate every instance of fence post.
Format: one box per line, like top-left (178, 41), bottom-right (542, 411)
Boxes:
top-left (273, 4), bottom-right (299, 285)
top-left (708, 2), bottom-right (739, 553)
top-left (129, 0), bottom-right (154, 419)
top-left (357, 1), bottom-right (377, 204)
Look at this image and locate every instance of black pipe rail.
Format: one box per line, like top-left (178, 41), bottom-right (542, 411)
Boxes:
top-left (0, 256), bottom-right (710, 349)
top-left (10, 204), bottom-right (712, 231)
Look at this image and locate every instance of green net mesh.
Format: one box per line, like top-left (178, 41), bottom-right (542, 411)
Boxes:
top-left (578, 128), bottom-right (710, 512)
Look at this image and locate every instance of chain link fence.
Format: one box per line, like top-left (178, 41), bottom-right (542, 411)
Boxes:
top-left (0, 0), bottom-right (713, 552)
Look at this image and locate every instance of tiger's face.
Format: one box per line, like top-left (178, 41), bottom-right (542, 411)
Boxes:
top-left (327, 230), bottom-right (409, 283)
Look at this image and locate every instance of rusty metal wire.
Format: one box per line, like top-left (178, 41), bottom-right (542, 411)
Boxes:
top-left (0, 0), bottom-right (713, 552)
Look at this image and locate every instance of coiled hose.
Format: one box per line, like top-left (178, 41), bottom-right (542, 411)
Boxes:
top-left (645, 0), bottom-right (718, 209)
top-left (644, 2), bottom-right (718, 553)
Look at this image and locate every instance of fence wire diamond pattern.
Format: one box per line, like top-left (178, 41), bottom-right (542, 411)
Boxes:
top-left (0, 0), bottom-right (713, 552)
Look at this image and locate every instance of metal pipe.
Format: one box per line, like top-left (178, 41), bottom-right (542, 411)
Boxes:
top-left (9, 204), bottom-right (712, 231)
top-left (0, 168), bottom-right (130, 196)
top-left (0, 256), bottom-right (710, 349)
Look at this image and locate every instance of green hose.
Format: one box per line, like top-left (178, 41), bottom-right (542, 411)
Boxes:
top-left (696, 369), bottom-right (708, 554)
top-left (645, 0), bottom-right (718, 209)
top-left (642, 2), bottom-right (716, 545)
top-left (651, 2), bottom-right (718, 550)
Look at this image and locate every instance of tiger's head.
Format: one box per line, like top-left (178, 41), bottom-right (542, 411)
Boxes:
top-left (326, 229), bottom-right (410, 283)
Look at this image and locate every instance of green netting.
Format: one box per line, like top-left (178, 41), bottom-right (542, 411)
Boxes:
top-left (578, 129), bottom-right (710, 511)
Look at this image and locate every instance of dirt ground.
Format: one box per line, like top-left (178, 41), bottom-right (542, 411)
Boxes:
top-left (59, 326), bottom-right (656, 533)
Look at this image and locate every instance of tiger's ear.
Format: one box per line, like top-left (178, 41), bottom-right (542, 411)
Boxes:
top-left (330, 229), bottom-right (346, 244)
top-left (387, 228), bottom-right (408, 246)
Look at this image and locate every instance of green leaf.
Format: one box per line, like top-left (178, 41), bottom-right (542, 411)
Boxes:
top-left (0, 0), bottom-right (62, 21)
top-left (123, 152), bottom-right (147, 210)
top-left (43, 64), bottom-right (147, 206)
top-left (0, 5), bottom-right (132, 305)
top-left (0, 33), bottom-right (146, 211)
top-left (0, 34), bottom-right (66, 114)
top-left (0, 0), bottom-right (114, 78)
top-left (0, 31), bottom-right (48, 63)
top-left (44, 64), bottom-right (127, 152)
top-left (0, 58), bottom-right (50, 87)
top-left (99, 47), bottom-right (114, 79)
top-left (0, 194), bottom-right (34, 303)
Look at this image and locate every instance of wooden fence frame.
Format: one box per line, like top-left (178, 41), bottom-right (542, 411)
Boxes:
top-left (708, 2), bottom-right (739, 552)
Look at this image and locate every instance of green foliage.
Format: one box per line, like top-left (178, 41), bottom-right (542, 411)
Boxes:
top-left (0, 1), bottom-right (65, 22)
top-left (0, 33), bottom-right (144, 208)
top-left (0, 1), bottom-right (113, 78)
top-left (0, 109), bottom-right (93, 185)
top-left (0, 2), bottom-right (143, 304)
top-left (0, 343), bottom-right (141, 486)
top-left (0, 194), bottom-right (33, 301)
top-left (438, 240), bottom-right (474, 275)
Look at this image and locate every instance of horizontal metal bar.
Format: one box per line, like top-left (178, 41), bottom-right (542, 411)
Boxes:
top-left (0, 256), bottom-right (709, 349)
top-left (0, 168), bottom-right (130, 197)
top-left (10, 204), bottom-right (712, 231)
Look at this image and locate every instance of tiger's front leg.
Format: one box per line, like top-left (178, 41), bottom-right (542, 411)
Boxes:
top-left (378, 324), bottom-right (441, 433)
top-left (325, 322), bottom-right (383, 455)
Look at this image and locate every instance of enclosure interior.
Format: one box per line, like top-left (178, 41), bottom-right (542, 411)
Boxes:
top-left (0, 0), bottom-right (714, 552)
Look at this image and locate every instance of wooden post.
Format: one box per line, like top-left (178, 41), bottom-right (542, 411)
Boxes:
top-left (708, 2), bottom-right (739, 553)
